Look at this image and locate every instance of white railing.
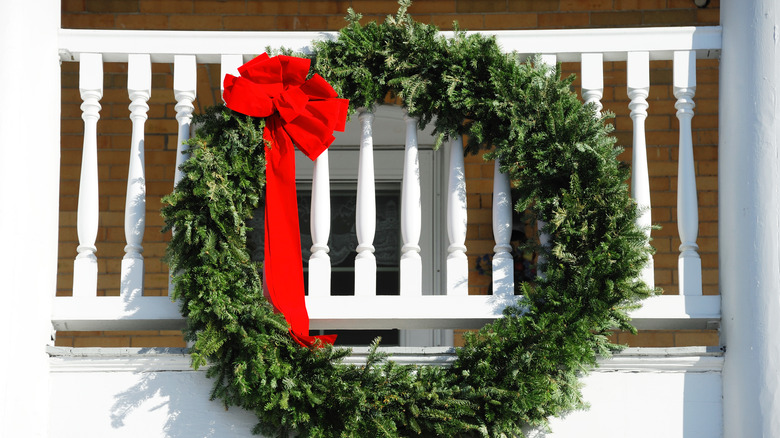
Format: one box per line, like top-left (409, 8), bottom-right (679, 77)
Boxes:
top-left (51, 26), bottom-right (722, 333)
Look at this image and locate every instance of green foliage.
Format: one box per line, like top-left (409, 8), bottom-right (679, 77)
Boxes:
top-left (162, 2), bottom-right (653, 436)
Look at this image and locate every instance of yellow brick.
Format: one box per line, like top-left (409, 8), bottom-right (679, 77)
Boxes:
top-left (484, 13), bottom-right (538, 29)
top-left (74, 336), bottom-right (131, 348)
top-left (674, 330), bottom-right (719, 347)
top-left (538, 12), bottom-right (590, 28)
top-left (618, 330), bottom-right (675, 347)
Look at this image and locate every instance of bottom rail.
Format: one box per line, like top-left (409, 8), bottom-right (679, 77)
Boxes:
top-left (51, 294), bottom-right (720, 332)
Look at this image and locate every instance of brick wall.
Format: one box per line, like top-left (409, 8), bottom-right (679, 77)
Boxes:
top-left (56, 0), bottom-right (720, 348)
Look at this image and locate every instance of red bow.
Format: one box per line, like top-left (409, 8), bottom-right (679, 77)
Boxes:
top-left (223, 54), bottom-right (348, 347)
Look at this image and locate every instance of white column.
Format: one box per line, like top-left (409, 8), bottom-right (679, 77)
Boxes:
top-left (446, 135), bottom-right (468, 296)
top-left (581, 53), bottom-right (604, 116)
top-left (220, 54), bottom-right (243, 103)
top-left (169, 55), bottom-right (197, 295)
top-left (673, 50), bottom-right (702, 296)
top-left (72, 53), bottom-right (103, 298)
top-left (308, 149), bottom-right (331, 297)
top-left (536, 54), bottom-right (557, 279)
top-left (355, 108), bottom-right (376, 296)
top-left (627, 51), bottom-right (654, 289)
top-left (173, 55), bottom-right (196, 187)
top-left (0, 1), bottom-right (59, 436)
top-left (400, 112), bottom-right (422, 296)
top-left (720, 1), bottom-right (780, 436)
top-left (121, 54), bottom-right (151, 299)
top-left (491, 158), bottom-right (513, 296)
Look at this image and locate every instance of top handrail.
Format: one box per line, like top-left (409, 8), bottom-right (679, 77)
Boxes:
top-left (58, 26), bottom-right (721, 64)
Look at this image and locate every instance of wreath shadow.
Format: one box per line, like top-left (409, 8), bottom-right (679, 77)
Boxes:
top-left (109, 349), bottom-right (257, 437)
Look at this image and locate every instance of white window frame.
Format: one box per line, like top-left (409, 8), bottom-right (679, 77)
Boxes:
top-left (294, 105), bottom-right (451, 346)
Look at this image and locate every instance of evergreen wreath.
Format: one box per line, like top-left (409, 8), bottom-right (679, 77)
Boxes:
top-left (162, 2), bottom-right (653, 436)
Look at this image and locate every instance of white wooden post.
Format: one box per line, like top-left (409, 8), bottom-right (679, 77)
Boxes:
top-left (720, 1), bottom-right (780, 435)
top-left (446, 135), bottom-right (468, 296)
top-left (72, 53), bottom-right (103, 298)
top-left (491, 158), bottom-right (513, 296)
top-left (121, 54), bottom-right (151, 299)
top-left (169, 55), bottom-right (197, 296)
top-left (536, 54), bottom-right (557, 278)
top-left (220, 54), bottom-right (243, 102)
top-left (173, 55), bottom-right (196, 186)
top-left (400, 112), bottom-right (423, 296)
top-left (355, 108), bottom-right (376, 296)
top-left (673, 50), bottom-right (702, 296)
top-left (308, 149), bottom-right (331, 297)
top-left (0, 1), bottom-right (59, 435)
top-left (627, 51), bottom-right (654, 289)
top-left (581, 53), bottom-right (604, 116)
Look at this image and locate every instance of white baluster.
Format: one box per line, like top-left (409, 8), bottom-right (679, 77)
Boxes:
top-left (540, 54), bottom-right (558, 73)
top-left (674, 50), bottom-right (702, 296)
top-left (173, 55), bottom-right (196, 187)
top-left (168, 55), bottom-right (197, 295)
top-left (627, 51), bottom-right (654, 289)
top-left (72, 53), bottom-right (103, 298)
top-left (446, 135), bottom-right (468, 296)
top-left (581, 53), bottom-right (604, 116)
top-left (355, 108), bottom-right (376, 296)
top-left (536, 54), bottom-right (557, 279)
top-left (492, 158), bottom-right (513, 296)
top-left (400, 112), bottom-right (422, 296)
top-left (121, 54), bottom-right (151, 299)
top-left (220, 54), bottom-right (243, 103)
top-left (309, 149), bottom-right (331, 297)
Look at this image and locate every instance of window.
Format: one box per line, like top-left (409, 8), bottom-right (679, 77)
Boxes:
top-left (249, 106), bottom-right (451, 346)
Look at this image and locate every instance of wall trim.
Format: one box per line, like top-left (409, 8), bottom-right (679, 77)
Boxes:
top-left (48, 346), bottom-right (723, 374)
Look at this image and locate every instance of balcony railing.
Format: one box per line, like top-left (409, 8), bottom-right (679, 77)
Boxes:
top-left (51, 26), bottom-right (722, 334)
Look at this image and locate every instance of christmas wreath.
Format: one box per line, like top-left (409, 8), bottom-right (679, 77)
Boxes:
top-left (162, 2), bottom-right (653, 436)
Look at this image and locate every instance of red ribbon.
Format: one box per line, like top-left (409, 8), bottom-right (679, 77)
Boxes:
top-left (223, 54), bottom-right (347, 347)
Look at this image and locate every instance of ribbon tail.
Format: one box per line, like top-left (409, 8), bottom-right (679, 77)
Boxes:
top-left (290, 331), bottom-right (339, 348)
top-left (264, 116), bottom-right (336, 348)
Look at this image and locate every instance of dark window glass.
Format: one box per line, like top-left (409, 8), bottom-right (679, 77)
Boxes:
top-left (247, 183), bottom-right (402, 346)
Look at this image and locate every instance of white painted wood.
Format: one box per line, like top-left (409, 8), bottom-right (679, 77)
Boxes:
top-left (446, 135), bottom-right (468, 296)
top-left (331, 105), bottom-right (440, 147)
top-left (47, 345), bottom-right (724, 371)
top-left (540, 53), bottom-right (558, 70)
top-left (220, 54), bottom-right (242, 102)
top-left (49, 293), bottom-right (719, 332)
top-left (355, 109), bottom-right (376, 296)
top-left (306, 295), bottom-right (519, 329)
top-left (308, 149), bottom-right (331, 297)
top-left (630, 295), bottom-right (720, 330)
top-left (627, 51), bottom-right (654, 289)
top-left (720, 1), bottom-right (780, 436)
top-left (173, 55), bottom-right (196, 187)
top-left (535, 55), bottom-right (556, 280)
top-left (531, 360), bottom-right (722, 438)
top-left (51, 296), bottom-right (184, 331)
top-left (293, 133), bottom-right (439, 302)
top-left (72, 53), bottom-right (103, 298)
top-left (400, 112), bottom-right (422, 296)
top-left (673, 50), bottom-right (702, 297)
top-left (0, 1), bottom-right (59, 436)
top-left (48, 347), bottom-right (722, 437)
top-left (168, 55), bottom-right (197, 295)
top-left (58, 27), bottom-right (722, 64)
top-left (581, 52), bottom-right (604, 116)
top-left (121, 54), bottom-right (151, 299)
top-left (491, 158), bottom-right (514, 296)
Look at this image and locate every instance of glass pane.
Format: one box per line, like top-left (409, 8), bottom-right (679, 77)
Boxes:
top-left (249, 183), bottom-right (402, 296)
top-left (246, 183), bottom-right (403, 346)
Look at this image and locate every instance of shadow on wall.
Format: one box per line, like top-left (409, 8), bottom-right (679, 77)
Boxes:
top-left (109, 354), bottom-right (257, 437)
